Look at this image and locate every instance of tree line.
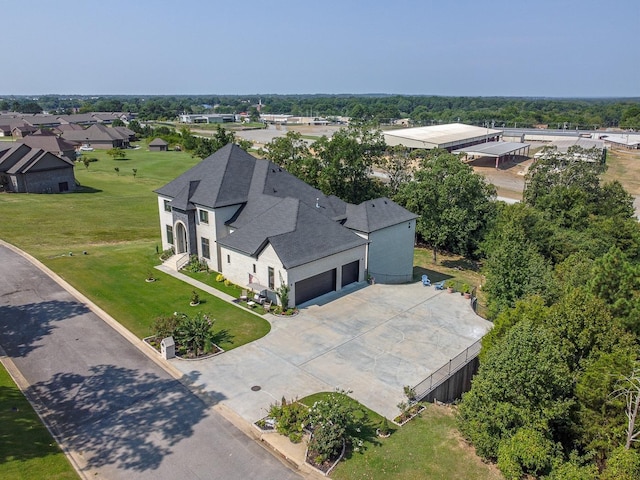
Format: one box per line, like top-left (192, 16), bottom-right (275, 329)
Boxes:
top-left (2, 94), bottom-right (639, 129)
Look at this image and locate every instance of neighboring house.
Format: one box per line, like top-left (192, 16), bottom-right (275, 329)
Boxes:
top-left (11, 125), bottom-right (37, 138)
top-left (53, 123), bottom-right (86, 135)
top-left (149, 138), bottom-right (169, 151)
top-left (61, 123), bottom-right (130, 149)
top-left (156, 144), bottom-right (417, 307)
top-left (0, 143), bottom-right (76, 193)
top-left (19, 131), bottom-right (79, 162)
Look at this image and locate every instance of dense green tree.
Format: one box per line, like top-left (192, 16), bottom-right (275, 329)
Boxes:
top-left (458, 320), bottom-right (573, 461)
top-left (588, 247), bottom-right (640, 334)
top-left (524, 147), bottom-right (605, 210)
top-left (378, 145), bottom-right (413, 196)
top-left (111, 118), bottom-right (125, 127)
top-left (482, 231), bottom-right (555, 316)
top-left (395, 150), bottom-right (496, 262)
top-left (496, 427), bottom-right (559, 479)
top-left (575, 349), bottom-right (634, 465)
top-left (260, 131), bottom-right (311, 174)
top-left (600, 446), bottom-right (640, 480)
top-left (311, 124), bottom-right (387, 204)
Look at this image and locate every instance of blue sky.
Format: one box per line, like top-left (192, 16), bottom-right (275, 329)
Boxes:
top-left (3, 0), bottom-right (638, 97)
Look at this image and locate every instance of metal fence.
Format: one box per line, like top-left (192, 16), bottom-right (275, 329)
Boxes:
top-left (413, 338), bottom-right (482, 402)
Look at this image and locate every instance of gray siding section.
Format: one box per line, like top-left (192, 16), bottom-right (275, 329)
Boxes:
top-left (172, 209), bottom-right (197, 255)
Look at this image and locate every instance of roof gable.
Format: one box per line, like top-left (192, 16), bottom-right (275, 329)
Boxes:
top-left (344, 197), bottom-right (417, 233)
top-left (156, 143), bottom-right (256, 208)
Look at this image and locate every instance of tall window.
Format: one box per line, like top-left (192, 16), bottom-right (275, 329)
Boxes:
top-left (227, 254), bottom-right (231, 264)
top-left (268, 267), bottom-right (275, 290)
top-left (201, 237), bottom-right (210, 259)
top-left (166, 225), bottom-right (174, 245)
top-left (199, 209), bottom-right (209, 224)
top-left (164, 199), bottom-right (171, 212)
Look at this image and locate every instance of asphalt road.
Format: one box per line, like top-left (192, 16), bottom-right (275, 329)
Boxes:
top-left (0, 243), bottom-right (301, 480)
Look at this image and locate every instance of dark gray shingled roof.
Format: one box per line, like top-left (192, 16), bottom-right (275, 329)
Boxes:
top-left (344, 197), bottom-right (418, 233)
top-left (149, 137), bottom-right (169, 146)
top-left (157, 144), bottom-right (414, 267)
top-left (0, 144), bottom-right (74, 174)
top-left (219, 199), bottom-right (368, 269)
top-left (155, 143), bottom-right (255, 209)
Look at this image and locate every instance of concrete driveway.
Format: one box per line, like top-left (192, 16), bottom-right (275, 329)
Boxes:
top-left (170, 281), bottom-right (492, 421)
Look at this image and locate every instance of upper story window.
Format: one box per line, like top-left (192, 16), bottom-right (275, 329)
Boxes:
top-left (199, 209), bottom-right (209, 224)
top-left (164, 200), bottom-right (171, 212)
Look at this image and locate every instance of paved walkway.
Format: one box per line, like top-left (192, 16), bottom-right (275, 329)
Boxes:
top-left (0, 242), bottom-right (302, 480)
top-left (157, 266), bottom-right (492, 421)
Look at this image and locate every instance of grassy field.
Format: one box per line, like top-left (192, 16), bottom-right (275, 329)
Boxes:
top-left (299, 392), bottom-right (501, 480)
top-left (602, 147), bottom-right (640, 195)
top-left (0, 142), bottom-right (270, 347)
top-left (0, 363), bottom-right (78, 480)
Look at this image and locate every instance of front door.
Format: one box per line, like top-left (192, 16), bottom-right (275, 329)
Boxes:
top-left (175, 222), bottom-right (188, 254)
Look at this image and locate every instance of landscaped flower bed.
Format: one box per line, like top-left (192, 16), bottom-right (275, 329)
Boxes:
top-left (145, 311), bottom-right (226, 359)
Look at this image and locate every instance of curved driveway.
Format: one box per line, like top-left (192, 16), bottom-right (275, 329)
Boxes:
top-left (0, 243), bottom-right (300, 480)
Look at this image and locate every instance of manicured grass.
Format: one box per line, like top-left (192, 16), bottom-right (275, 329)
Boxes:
top-left (42, 242), bottom-right (269, 349)
top-left (0, 363), bottom-right (78, 480)
top-left (298, 392), bottom-right (501, 480)
top-left (0, 143), bottom-right (269, 349)
top-left (331, 404), bottom-right (502, 480)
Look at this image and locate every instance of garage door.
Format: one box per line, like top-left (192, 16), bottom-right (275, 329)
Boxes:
top-left (295, 269), bottom-right (336, 305)
top-left (341, 260), bottom-right (359, 287)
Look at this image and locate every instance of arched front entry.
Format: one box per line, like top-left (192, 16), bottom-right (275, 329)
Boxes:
top-left (175, 221), bottom-right (188, 254)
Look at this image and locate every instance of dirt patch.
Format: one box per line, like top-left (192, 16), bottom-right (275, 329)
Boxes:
top-left (602, 147), bottom-right (640, 195)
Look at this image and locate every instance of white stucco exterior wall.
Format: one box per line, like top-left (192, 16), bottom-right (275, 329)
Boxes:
top-left (367, 219), bottom-right (416, 284)
top-left (219, 243), bottom-right (366, 308)
top-left (157, 196), bottom-right (174, 250)
top-left (194, 204), bottom-right (239, 270)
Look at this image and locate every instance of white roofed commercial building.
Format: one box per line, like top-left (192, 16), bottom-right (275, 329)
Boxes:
top-left (383, 123), bottom-right (503, 151)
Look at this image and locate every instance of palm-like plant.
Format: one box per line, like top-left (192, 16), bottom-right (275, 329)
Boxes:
top-left (175, 313), bottom-right (214, 356)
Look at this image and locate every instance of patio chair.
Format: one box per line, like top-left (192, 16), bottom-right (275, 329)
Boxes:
top-left (263, 301), bottom-right (272, 312)
top-left (434, 280), bottom-right (445, 290)
top-left (421, 274), bottom-right (431, 286)
top-left (240, 289), bottom-right (248, 302)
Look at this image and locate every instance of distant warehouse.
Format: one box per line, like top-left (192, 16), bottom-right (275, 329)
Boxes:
top-left (383, 123), bottom-right (503, 152)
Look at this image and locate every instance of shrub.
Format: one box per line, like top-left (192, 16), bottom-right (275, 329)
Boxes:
top-left (174, 312), bottom-right (215, 356)
top-left (268, 398), bottom-right (309, 443)
top-left (159, 247), bottom-right (175, 261)
top-left (403, 385), bottom-right (417, 402)
top-left (151, 314), bottom-right (181, 340)
top-left (276, 283), bottom-right (290, 308)
top-left (224, 279), bottom-right (231, 287)
top-left (190, 290), bottom-right (200, 305)
top-left (307, 389), bottom-right (364, 462)
top-left (185, 255), bottom-right (208, 273)
top-left (216, 274), bottom-right (225, 282)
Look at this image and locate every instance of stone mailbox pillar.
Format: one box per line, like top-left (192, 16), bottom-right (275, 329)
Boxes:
top-left (161, 336), bottom-right (175, 360)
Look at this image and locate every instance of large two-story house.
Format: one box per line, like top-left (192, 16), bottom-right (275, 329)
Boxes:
top-left (155, 144), bottom-right (417, 307)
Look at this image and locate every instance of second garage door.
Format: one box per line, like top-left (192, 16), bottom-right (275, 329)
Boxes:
top-left (295, 269), bottom-right (336, 305)
top-left (341, 260), bottom-right (359, 287)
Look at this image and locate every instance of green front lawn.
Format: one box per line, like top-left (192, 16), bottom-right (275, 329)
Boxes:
top-left (0, 364), bottom-right (78, 480)
top-left (42, 242), bottom-right (269, 349)
top-left (0, 143), bottom-right (269, 349)
top-left (298, 392), bottom-right (501, 480)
